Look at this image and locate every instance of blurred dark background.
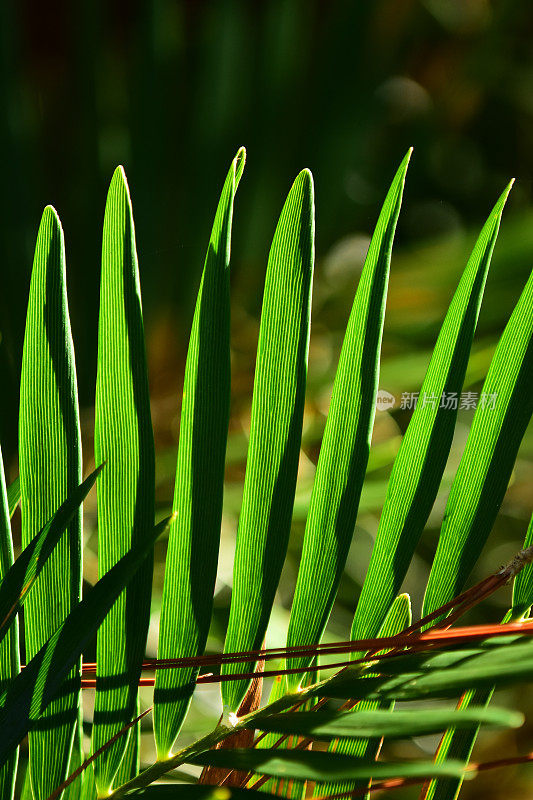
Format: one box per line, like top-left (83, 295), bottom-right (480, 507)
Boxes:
top-left (1, 0), bottom-right (533, 458)
top-left (2, 1), bottom-right (533, 796)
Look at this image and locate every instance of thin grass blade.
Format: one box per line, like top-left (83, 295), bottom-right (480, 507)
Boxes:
top-left (0, 447), bottom-right (19, 800)
top-left (221, 168), bottom-right (315, 713)
top-left (423, 266), bottom-right (533, 617)
top-left (353, 183), bottom-right (513, 644)
top-left (92, 166), bottom-right (155, 792)
top-left (19, 205), bottom-right (82, 799)
top-left (285, 152), bottom-right (411, 686)
top-left (154, 148), bottom-right (246, 757)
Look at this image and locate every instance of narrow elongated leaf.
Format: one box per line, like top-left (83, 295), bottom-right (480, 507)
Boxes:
top-left (0, 447), bottom-right (19, 800)
top-left (189, 749), bottom-right (468, 783)
top-left (0, 468), bottom-right (100, 643)
top-left (154, 149), bottom-right (245, 758)
top-left (423, 266), bottom-right (533, 616)
top-left (353, 183), bottom-right (513, 644)
top-left (92, 166), bottom-right (155, 792)
top-left (221, 168), bottom-right (315, 713)
top-left (285, 152), bottom-right (411, 685)
top-left (19, 205), bottom-right (82, 799)
top-left (315, 594), bottom-right (411, 799)
top-left (251, 707), bottom-right (521, 741)
top-left (6, 477), bottom-right (19, 519)
top-left (0, 515), bottom-right (169, 770)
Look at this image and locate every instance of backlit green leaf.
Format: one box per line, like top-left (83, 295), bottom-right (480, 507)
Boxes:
top-left (0, 468), bottom-right (100, 644)
top-left (19, 205), bottom-right (82, 799)
top-left (221, 168), bottom-right (315, 712)
top-left (92, 166), bottom-right (156, 793)
top-left (285, 152), bottom-right (411, 687)
top-left (189, 749), bottom-right (468, 783)
top-left (424, 266), bottom-right (533, 617)
top-left (154, 148), bottom-right (245, 758)
top-left (0, 515), bottom-right (169, 771)
top-left (353, 183), bottom-right (513, 644)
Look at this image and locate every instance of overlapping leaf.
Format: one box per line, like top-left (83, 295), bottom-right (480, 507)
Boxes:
top-left (92, 167), bottom-right (156, 792)
top-left (314, 593), bottom-right (411, 799)
top-left (0, 515), bottom-right (169, 770)
top-left (189, 749), bottom-right (468, 783)
top-left (19, 205), bottom-right (82, 798)
top-left (221, 168), bottom-right (314, 711)
top-left (0, 468), bottom-right (100, 643)
top-left (423, 268), bottom-right (532, 618)
top-left (155, 148), bottom-right (246, 757)
top-left (353, 183), bottom-right (513, 644)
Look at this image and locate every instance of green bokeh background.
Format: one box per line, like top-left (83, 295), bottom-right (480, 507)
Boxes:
top-left (1, 1), bottom-right (532, 796)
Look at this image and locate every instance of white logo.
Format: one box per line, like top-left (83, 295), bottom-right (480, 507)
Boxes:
top-left (376, 389), bottom-right (395, 411)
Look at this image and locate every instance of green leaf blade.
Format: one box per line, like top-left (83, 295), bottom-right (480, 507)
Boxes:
top-left (154, 149), bottom-right (245, 758)
top-left (92, 167), bottom-right (155, 792)
top-left (353, 183), bottom-right (513, 644)
top-left (189, 749), bottom-right (468, 784)
top-left (19, 205), bottom-right (82, 799)
top-left (285, 152), bottom-right (411, 687)
top-left (423, 265), bottom-right (533, 617)
top-left (221, 167), bottom-right (315, 712)
top-left (251, 706), bottom-right (522, 741)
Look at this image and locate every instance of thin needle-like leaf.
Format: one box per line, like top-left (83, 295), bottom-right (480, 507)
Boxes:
top-left (353, 183), bottom-right (513, 644)
top-left (285, 151), bottom-right (411, 686)
top-left (0, 447), bottom-right (19, 800)
top-left (19, 205), bottom-right (82, 798)
top-left (154, 148), bottom-right (246, 758)
top-left (221, 168), bottom-right (315, 712)
top-left (92, 166), bottom-right (156, 793)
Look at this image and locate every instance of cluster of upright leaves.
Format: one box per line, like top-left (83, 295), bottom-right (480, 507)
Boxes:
top-left (0, 146), bottom-right (531, 800)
